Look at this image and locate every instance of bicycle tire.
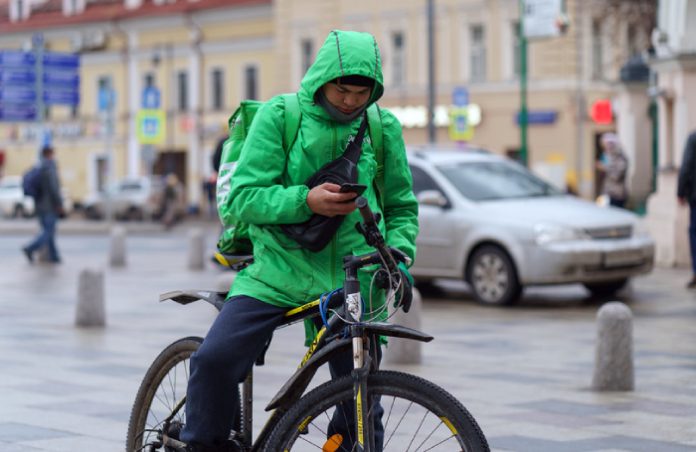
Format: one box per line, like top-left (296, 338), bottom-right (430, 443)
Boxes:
top-left (265, 370), bottom-right (489, 452)
top-left (126, 336), bottom-right (202, 452)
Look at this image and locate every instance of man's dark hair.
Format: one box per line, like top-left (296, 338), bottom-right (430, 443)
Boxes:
top-left (41, 146), bottom-right (54, 158)
top-left (332, 75), bottom-right (374, 87)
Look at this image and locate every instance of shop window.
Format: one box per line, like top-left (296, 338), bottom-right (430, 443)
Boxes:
top-left (211, 68), bottom-right (225, 111)
top-left (244, 65), bottom-right (258, 101)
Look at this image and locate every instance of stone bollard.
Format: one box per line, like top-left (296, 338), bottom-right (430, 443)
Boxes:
top-left (383, 287), bottom-right (423, 365)
top-left (188, 228), bottom-right (205, 270)
top-left (592, 301), bottom-right (634, 391)
top-left (109, 226), bottom-right (127, 267)
top-left (76, 268), bottom-right (106, 327)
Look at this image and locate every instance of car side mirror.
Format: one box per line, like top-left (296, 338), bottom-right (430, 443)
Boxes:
top-left (417, 190), bottom-right (448, 208)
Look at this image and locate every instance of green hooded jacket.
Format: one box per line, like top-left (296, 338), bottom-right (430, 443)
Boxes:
top-left (225, 30), bottom-right (418, 337)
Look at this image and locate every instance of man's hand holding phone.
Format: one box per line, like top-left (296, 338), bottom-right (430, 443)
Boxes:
top-left (307, 183), bottom-right (365, 217)
top-left (339, 183), bottom-right (367, 196)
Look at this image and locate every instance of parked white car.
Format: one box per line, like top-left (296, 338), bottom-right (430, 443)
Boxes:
top-left (0, 176), bottom-right (34, 218)
top-left (408, 148), bottom-right (655, 305)
top-left (82, 177), bottom-right (170, 221)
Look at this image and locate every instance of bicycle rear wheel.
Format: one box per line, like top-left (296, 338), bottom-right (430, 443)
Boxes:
top-left (126, 336), bottom-right (201, 452)
top-left (266, 370), bottom-right (489, 451)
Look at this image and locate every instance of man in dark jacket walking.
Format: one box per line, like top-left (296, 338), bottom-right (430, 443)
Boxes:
top-left (22, 146), bottom-right (64, 264)
top-left (678, 130), bottom-right (696, 288)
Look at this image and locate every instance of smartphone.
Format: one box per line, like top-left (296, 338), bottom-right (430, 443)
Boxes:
top-left (339, 183), bottom-right (367, 196)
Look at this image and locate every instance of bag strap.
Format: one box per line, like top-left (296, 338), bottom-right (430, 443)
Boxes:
top-left (282, 93), bottom-right (301, 150)
top-left (366, 104), bottom-right (385, 205)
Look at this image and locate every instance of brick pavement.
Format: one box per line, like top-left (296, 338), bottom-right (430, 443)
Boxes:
top-left (0, 223), bottom-right (694, 451)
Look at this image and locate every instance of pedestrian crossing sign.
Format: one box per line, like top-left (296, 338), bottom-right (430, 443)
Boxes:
top-left (136, 109), bottom-right (166, 144)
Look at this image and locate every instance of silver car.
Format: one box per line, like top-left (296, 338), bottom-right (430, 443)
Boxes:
top-left (408, 149), bottom-right (655, 305)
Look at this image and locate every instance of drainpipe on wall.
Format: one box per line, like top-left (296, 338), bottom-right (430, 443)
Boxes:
top-left (186, 14), bottom-right (204, 212)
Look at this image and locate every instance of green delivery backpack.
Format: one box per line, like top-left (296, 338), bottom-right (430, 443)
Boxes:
top-left (215, 94), bottom-right (384, 255)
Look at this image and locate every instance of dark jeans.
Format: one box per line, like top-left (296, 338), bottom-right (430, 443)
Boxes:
top-left (689, 201), bottom-right (696, 275)
top-left (25, 212), bottom-right (60, 261)
top-left (181, 295), bottom-right (384, 449)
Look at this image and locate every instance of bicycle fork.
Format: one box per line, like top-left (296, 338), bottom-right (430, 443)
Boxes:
top-left (345, 272), bottom-right (375, 452)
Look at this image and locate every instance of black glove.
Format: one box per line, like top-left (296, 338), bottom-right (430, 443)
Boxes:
top-left (374, 262), bottom-right (413, 313)
top-left (397, 262), bottom-right (414, 313)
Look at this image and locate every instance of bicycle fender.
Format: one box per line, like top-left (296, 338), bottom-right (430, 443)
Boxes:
top-left (159, 290), bottom-right (226, 311)
top-left (266, 338), bottom-right (353, 411)
top-left (361, 323), bottom-right (434, 342)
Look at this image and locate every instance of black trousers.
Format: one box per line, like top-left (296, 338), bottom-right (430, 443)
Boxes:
top-left (180, 295), bottom-right (383, 449)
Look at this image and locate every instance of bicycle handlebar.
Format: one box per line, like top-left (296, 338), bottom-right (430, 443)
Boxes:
top-left (355, 196), bottom-right (399, 273)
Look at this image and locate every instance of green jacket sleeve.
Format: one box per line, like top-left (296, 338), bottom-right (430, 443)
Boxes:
top-left (380, 109), bottom-right (419, 264)
top-left (226, 99), bottom-right (314, 225)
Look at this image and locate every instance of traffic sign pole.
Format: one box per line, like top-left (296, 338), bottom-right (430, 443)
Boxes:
top-left (33, 33), bottom-right (47, 156)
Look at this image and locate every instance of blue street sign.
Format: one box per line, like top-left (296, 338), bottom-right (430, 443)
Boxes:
top-left (515, 110), bottom-right (558, 125)
top-left (142, 86), bottom-right (160, 109)
top-left (0, 69), bottom-right (36, 85)
top-left (452, 86), bottom-right (469, 107)
top-left (0, 51), bottom-right (35, 67)
top-left (0, 104), bottom-right (37, 121)
top-left (0, 87), bottom-right (36, 103)
top-left (43, 71), bottom-right (80, 87)
top-left (42, 52), bottom-right (80, 69)
top-left (43, 89), bottom-right (79, 105)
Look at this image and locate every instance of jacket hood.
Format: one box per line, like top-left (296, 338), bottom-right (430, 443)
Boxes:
top-left (299, 30), bottom-right (384, 115)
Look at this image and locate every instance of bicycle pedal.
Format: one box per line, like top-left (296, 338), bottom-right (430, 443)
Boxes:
top-left (322, 433), bottom-right (343, 452)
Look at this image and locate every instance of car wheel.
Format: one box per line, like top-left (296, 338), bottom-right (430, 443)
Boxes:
top-left (583, 278), bottom-right (628, 298)
top-left (85, 206), bottom-right (102, 220)
top-left (12, 204), bottom-right (25, 218)
top-left (467, 245), bottom-right (522, 306)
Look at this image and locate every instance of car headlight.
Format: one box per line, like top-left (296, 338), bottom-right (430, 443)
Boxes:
top-left (534, 223), bottom-right (589, 245)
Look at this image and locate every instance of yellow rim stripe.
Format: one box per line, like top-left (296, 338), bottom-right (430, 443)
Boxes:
top-left (441, 417), bottom-right (458, 434)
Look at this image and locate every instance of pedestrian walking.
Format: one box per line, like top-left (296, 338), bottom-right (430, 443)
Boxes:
top-left (178, 30), bottom-right (418, 451)
top-left (22, 146), bottom-right (64, 264)
top-left (678, 130), bottom-right (696, 288)
top-left (160, 173), bottom-right (183, 230)
top-left (596, 132), bottom-right (629, 208)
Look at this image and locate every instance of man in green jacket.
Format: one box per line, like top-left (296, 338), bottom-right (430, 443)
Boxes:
top-left (180, 30), bottom-right (418, 452)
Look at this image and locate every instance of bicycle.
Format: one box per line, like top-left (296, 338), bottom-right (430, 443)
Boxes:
top-left (126, 197), bottom-right (490, 452)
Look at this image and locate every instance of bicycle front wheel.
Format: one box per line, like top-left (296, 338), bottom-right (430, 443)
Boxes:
top-left (266, 370), bottom-right (489, 451)
top-left (126, 336), bottom-right (201, 452)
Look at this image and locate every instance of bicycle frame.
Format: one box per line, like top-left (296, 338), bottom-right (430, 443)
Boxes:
top-left (158, 198), bottom-right (432, 451)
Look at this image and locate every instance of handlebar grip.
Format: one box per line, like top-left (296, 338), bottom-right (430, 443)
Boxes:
top-left (356, 196), bottom-right (376, 226)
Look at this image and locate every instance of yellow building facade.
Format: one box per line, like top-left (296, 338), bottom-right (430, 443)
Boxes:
top-left (0, 0), bottom-right (653, 208)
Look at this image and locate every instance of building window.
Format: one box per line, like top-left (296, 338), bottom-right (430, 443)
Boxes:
top-left (244, 65), bottom-right (258, 101)
top-left (63, 0), bottom-right (85, 15)
top-left (470, 24), bottom-right (486, 82)
top-left (592, 19), bottom-right (604, 80)
top-left (512, 21), bottom-right (521, 78)
top-left (627, 23), bottom-right (639, 57)
top-left (391, 31), bottom-right (406, 87)
top-left (177, 70), bottom-right (188, 111)
top-left (211, 68), bottom-right (225, 111)
top-left (10, 0), bottom-right (29, 21)
top-left (300, 39), bottom-right (314, 77)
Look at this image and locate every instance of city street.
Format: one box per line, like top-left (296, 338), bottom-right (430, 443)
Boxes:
top-left (0, 221), bottom-right (694, 451)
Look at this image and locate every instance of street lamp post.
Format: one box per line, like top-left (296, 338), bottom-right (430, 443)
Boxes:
top-left (519, 0), bottom-right (529, 166)
top-left (427, 0), bottom-right (436, 144)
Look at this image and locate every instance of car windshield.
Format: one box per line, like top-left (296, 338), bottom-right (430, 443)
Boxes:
top-left (437, 160), bottom-right (562, 201)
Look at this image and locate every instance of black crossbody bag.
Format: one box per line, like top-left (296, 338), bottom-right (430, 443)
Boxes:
top-left (280, 114), bottom-right (369, 252)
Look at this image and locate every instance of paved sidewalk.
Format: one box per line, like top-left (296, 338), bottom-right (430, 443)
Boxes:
top-left (0, 228), bottom-right (694, 451)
